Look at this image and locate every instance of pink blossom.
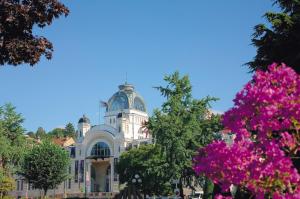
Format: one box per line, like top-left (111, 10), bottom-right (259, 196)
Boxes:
top-left (194, 63), bottom-right (300, 198)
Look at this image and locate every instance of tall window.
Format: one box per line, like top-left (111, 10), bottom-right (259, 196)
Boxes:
top-left (80, 160), bottom-right (84, 183)
top-left (75, 160), bottom-right (78, 183)
top-left (68, 166), bottom-right (72, 189)
top-left (91, 142), bottom-right (110, 157)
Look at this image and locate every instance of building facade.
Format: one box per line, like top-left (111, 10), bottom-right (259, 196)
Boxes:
top-left (12, 83), bottom-right (151, 198)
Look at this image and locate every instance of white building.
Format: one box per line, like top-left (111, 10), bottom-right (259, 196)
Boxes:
top-left (12, 83), bottom-right (151, 198)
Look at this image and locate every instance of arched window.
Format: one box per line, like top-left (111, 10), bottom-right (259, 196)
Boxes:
top-left (91, 142), bottom-right (111, 157)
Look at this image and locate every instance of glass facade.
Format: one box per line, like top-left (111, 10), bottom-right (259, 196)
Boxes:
top-left (91, 142), bottom-right (111, 157)
top-left (133, 97), bottom-right (146, 112)
top-left (109, 93), bottom-right (129, 111)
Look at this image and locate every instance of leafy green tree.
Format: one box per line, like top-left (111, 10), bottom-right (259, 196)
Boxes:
top-left (48, 128), bottom-right (66, 138)
top-left (65, 123), bottom-right (76, 138)
top-left (247, 0), bottom-right (300, 73)
top-left (0, 175), bottom-right (15, 198)
top-left (0, 103), bottom-right (24, 142)
top-left (0, 168), bottom-right (15, 198)
top-left (0, 0), bottom-right (69, 66)
top-left (36, 127), bottom-right (46, 139)
top-left (147, 72), bottom-right (222, 197)
top-left (117, 144), bottom-right (172, 196)
top-left (0, 103), bottom-right (27, 169)
top-left (0, 103), bottom-right (29, 198)
top-left (21, 141), bottom-right (70, 197)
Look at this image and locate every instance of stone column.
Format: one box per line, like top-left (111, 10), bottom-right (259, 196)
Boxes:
top-left (110, 157), bottom-right (114, 192)
top-left (85, 159), bottom-right (92, 194)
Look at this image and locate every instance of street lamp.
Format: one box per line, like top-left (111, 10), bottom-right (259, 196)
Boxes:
top-left (132, 174), bottom-right (142, 184)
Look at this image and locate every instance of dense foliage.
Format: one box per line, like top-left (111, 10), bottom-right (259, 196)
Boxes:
top-left (21, 141), bottom-right (70, 196)
top-left (0, 0), bottom-right (69, 66)
top-left (147, 71), bottom-right (222, 197)
top-left (194, 64), bottom-right (300, 198)
top-left (117, 144), bottom-right (172, 196)
top-left (247, 0), bottom-right (300, 73)
top-left (27, 123), bottom-right (76, 140)
top-left (0, 104), bottom-right (29, 197)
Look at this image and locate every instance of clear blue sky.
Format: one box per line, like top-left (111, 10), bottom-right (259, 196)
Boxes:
top-left (0, 1), bottom-right (276, 132)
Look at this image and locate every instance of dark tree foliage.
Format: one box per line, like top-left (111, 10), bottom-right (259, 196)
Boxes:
top-left (247, 0), bottom-right (300, 73)
top-left (0, 0), bottom-right (69, 66)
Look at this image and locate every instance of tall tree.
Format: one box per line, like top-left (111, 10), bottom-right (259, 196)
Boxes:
top-left (21, 141), bottom-right (70, 197)
top-left (117, 144), bottom-right (172, 197)
top-left (0, 103), bottom-right (28, 198)
top-left (247, 0), bottom-right (300, 73)
top-left (0, 103), bottom-right (27, 169)
top-left (147, 72), bottom-right (222, 197)
top-left (65, 123), bottom-right (76, 138)
top-left (0, 0), bottom-right (69, 66)
top-left (36, 127), bottom-right (46, 139)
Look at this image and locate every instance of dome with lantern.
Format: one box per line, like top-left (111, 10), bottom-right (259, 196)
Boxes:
top-left (107, 83), bottom-right (146, 113)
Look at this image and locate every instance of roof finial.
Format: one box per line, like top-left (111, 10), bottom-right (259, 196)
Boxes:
top-left (125, 72), bottom-right (128, 84)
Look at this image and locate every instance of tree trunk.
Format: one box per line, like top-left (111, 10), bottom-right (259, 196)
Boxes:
top-left (203, 178), bottom-right (214, 199)
top-left (43, 188), bottom-right (48, 199)
top-left (291, 151), bottom-right (300, 173)
top-left (212, 183), bottom-right (222, 198)
top-left (179, 178), bottom-right (184, 198)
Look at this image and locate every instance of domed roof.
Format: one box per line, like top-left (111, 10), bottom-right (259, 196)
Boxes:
top-left (78, 114), bottom-right (90, 124)
top-left (107, 83), bottom-right (146, 112)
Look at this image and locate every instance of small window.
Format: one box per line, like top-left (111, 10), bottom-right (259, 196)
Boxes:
top-left (70, 147), bottom-right (76, 158)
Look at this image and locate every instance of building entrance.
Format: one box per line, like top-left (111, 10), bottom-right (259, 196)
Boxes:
top-left (90, 161), bottom-right (111, 192)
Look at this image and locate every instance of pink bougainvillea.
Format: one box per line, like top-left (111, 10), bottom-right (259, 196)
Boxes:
top-left (194, 63), bottom-right (300, 198)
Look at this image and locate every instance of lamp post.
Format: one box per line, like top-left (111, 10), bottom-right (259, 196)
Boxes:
top-left (172, 179), bottom-right (180, 199)
top-left (131, 174), bottom-right (142, 198)
top-left (132, 174), bottom-right (142, 184)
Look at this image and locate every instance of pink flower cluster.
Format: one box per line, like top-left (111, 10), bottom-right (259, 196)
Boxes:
top-left (194, 63), bottom-right (300, 198)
